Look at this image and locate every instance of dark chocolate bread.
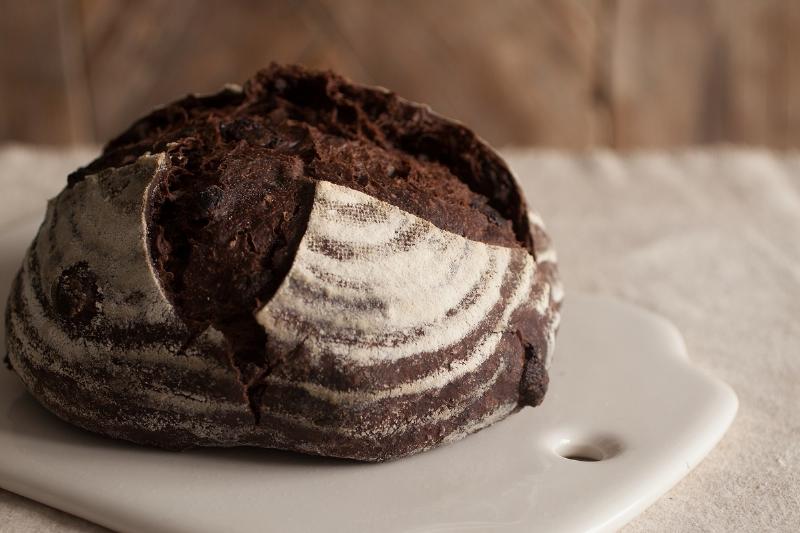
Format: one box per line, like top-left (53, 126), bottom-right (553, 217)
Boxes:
top-left (5, 64), bottom-right (562, 461)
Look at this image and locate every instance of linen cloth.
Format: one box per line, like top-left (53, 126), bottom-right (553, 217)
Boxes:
top-left (0, 145), bottom-right (797, 532)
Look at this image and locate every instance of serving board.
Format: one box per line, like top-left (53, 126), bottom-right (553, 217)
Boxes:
top-left (0, 220), bottom-right (737, 532)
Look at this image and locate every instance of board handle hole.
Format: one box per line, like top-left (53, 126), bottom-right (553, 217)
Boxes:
top-left (557, 443), bottom-right (604, 462)
top-left (554, 433), bottom-right (623, 462)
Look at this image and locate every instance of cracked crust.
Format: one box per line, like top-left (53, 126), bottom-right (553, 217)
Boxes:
top-left (4, 64), bottom-right (562, 461)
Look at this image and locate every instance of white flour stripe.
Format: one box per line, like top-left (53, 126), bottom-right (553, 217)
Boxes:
top-left (257, 181), bottom-right (533, 364)
top-left (265, 361), bottom-right (507, 438)
top-left (527, 210), bottom-right (546, 229)
top-left (536, 247), bottom-right (558, 264)
top-left (15, 248), bottom-right (225, 375)
top-left (441, 402), bottom-right (517, 445)
top-left (266, 257), bottom-right (536, 404)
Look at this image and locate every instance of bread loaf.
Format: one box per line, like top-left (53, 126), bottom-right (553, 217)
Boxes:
top-left (5, 64), bottom-right (561, 461)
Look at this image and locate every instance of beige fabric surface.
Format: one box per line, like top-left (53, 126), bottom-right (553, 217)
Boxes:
top-left (0, 145), bottom-right (797, 532)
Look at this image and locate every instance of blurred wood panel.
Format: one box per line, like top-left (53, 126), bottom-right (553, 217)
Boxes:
top-left (788, 2), bottom-right (800, 143)
top-left (0, 0), bottom-right (92, 143)
top-left (317, 0), bottom-right (602, 147)
top-left (1, 0), bottom-right (799, 148)
top-left (610, 0), bottom-right (800, 148)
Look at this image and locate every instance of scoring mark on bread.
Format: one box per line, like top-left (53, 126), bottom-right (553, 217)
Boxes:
top-left (256, 181), bottom-right (552, 413)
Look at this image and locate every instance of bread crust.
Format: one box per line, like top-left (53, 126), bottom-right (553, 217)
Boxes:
top-left (4, 65), bottom-right (562, 461)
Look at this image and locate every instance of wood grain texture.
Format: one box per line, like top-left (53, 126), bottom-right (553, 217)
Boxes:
top-left (609, 0), bottom-right (800, 148)
top-left (0, 0), bottom-right (92, 143)
top-left (1, 0), bottom-right (799, 148)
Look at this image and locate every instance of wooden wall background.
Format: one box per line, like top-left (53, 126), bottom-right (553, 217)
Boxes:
top-left (1, 0), bottom-right (799, 149)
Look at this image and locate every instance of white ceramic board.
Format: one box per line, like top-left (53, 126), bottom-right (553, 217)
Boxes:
top-left (0, 220), bottom-right (737, 533)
